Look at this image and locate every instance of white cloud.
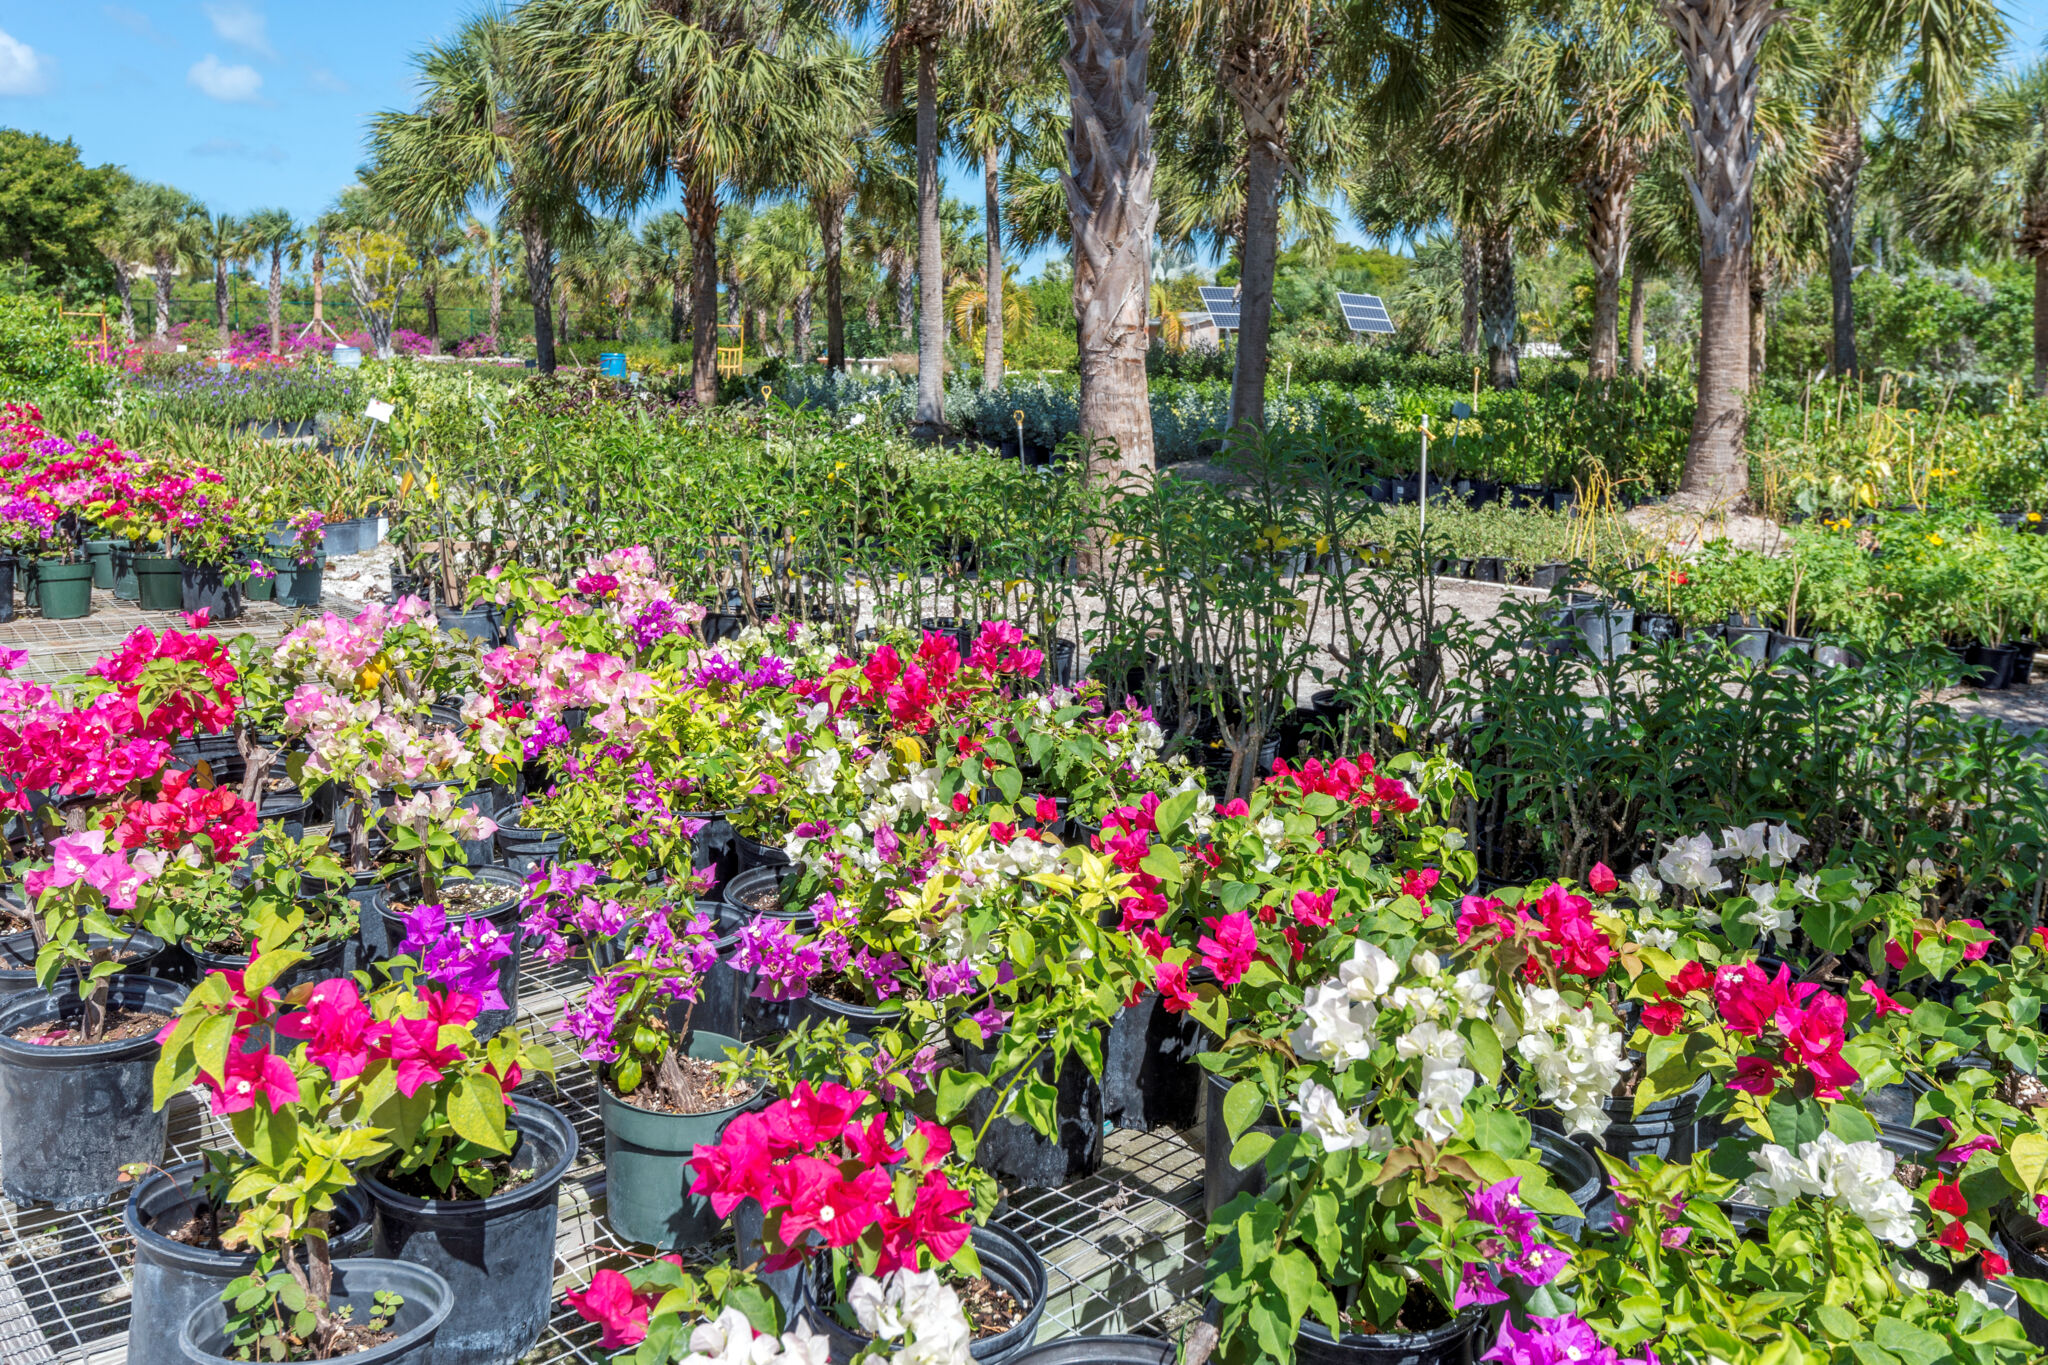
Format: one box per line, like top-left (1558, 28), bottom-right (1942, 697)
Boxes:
top-left (0, 28), bottom-right (51, 96)
top-left (202, 2), bottom-right (273, 58)
top-left (187, 54), bottom-right (262, 102)
top-left (306, 66), bottom-right (350, 94)
top-left (191, 137), bottom-right (285, 164)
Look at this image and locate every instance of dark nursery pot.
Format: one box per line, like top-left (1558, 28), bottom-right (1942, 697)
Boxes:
top-left (1766, 630), bottom-right (1813, 665)
top-left (1999, 1209), bottom-right (2048, 1349)
top-left (1534, 1075), bottom-right (1708, 1177)
top-left (0, 927), bottom-right (167, 998)
top-left (178, 1258), bottom-right (453, 1365)
top-left (0, 974), bottom-right (188, 1209)
top-left (0, 554), bottom-right (15, 623)
top-left (112, 542), bottom-right (139, 600)
top-left (1296, 1306), bottom-right (1487, 1365)
top-left (1532, 1128), bottom-right (1604, 1240)
top-left (135, 554), bottom-right (185, 612)
top-left (372, 866), bottom-right (524, 1039)
top-left (361, 1098), bottom-right (578, 1365)
top-left (2014, 640), bottom-right (2037, 686)
top-left (961, 1033), bottom-right (1105, 1187)
top-left (678, 808), bottom-right (742, 888)
top-left (433, 604), bottom-right (501, 645)
top-left (126, 1162), bottom-right (373, 1365)
top-left (84, 537), bottom-right (117, 590)
top-left (1005, 1338), bottom-right (1176, 1365)
top-left (802, 1223), bottom-right (1048, 1365)
top-left (735, 832), bottom-right (793, 873)
top-left (599, 1030), bottom-right (762, 1250)
top-left (1723, 623), bottom-right (1770, 663)
top-left (1203, 1070), bottom-right (1285, 1220)
top-left (1965, 642), bottom-right (2020, 691)
top-left (1103, 991), bottom-right (1206, 1132)
top-left (179, 562), bottom-right (242, 621)
top-left (494, 816), bottom-right (568, 877)
top-left (719, 866), bottom-right (811, 1039)
top-left (183, 932), bottom-right (351, 998)
top-left (787, 992), bottom-right (904, 1047)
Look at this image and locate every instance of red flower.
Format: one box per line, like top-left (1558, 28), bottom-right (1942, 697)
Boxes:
top-left (1640, 1000), bottom-right (1685, 1036)
top-left (1400, 868), bottom-right (1440, 901)
top-left (206, 1047), bottom-right (300, 1116)
top-left (565, 1269), bottom-right (655, 1349)
top-left (1282, 927), bottom-right (1306, 961)
top-left (1155, 958), bottom-right (1199, 1013)
top-left (1936, 1220), bottom-right (1970, 1253)
top-left (1984, 1251), bottom-right (2010, 1279)
top-left (1930, 1180), bottom-right (1969, 1216)
top-left (1666, 961), bottom-right (1710, 997)
top-left (1033, 795), bottom-right (1057, 823)
top-left (1728, 1055), bottom-right (1780, 1094)
top-left (950, 791), bottom-right (972, 814)
top-left (1587, 863), bottom-right (1617, 894)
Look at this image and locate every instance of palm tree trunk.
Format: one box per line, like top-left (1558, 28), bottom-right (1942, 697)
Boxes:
top-left (1065, 0), bottom-right (1159, 479)
top-left (114, 266), bottom-right (135, 342)
top-left (2035, 247), bottom-right (2048, 397)
top-left (914, 40), bottom-right (945, 436)
top-left (687, 176), bottom-right (721, 405)
top-left (1480, 227), bottom-right (1518, 389)
top-left (1584, 169), bottom-right (1630, 383)
top-left (153, 253), bottom-right (173, 341)
top-left (1667, 0), bottom-right (1773, 506)
top-left (1627, 254), bottom-right (1647, 377)
top-left (1749, 259), bottom-right (1767, 383)
top-left (1228, 121), bottom-right (1284, 436)
top-left (866, 289), bottom-right (881, 331)
top-left (794, 288), bottom-right (815, 361)
top-left (983, 143), bottom-right (1005, 387)
top-left (267, 248), bottom-right (283, 355)
top-left (893, 259), bottom-right (913, 335)
top-left (524, 217), bottom-right (558, 374)
top-left (423, 276), bottom-right (441, 350)
top-left (820, 192), bottom-right (846, 372)
top-left (1460, 228), bottom-right (1481, 357)
top-left (214, 259), bottom-right (229, 345)
top-left (310, 239), bottom-right (325, 328)
top-left (1820, 117), bottom-right (1861, 378)
top-left (488, 260), bottom-right (503, 342)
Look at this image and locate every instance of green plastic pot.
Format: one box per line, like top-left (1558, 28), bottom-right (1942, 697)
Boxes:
top-left (243, 569), bottom-right (275, 602)
top-left (83, 539), bottom-right (117, 590)
top-left (280, 552), bottom-right (325, 609)
top-left (597, 1030), bottom-right (761, 1250)
top-left (36, 559), bottom-right (93, 620)
top-left (134, 554), bottom-right (183, 612)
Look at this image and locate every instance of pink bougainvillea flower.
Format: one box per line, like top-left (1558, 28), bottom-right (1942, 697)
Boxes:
top-left (276, 978), bottom-right (373, 1080)
top-left (1587, 862), bottom-right (1618, 894)
top-left (1400, 868), bottom-right (1440, 901)
top-left (1155, 958), bottom-right (1199, 1013)
top-left (1197, 911), bottom-right (1258, 986)
top-left (1727, 1055), bottom-right (1780, 1095)
top-left (564, 1269), bottom-right (655, 1349)
top-left (368, 1012), bottom-right (466, 1096)
top-left (206, 1047), bottom-right (300, 1116)
top-left (1861, 980), bottom-right (1912, 1019)
top-left (1639, 1000), bottom-right (1684, 1036)
top-left (1290, 888), bottom-right (1335, 927)
top-left (1939, 1134), bottom-right (1999, 1165)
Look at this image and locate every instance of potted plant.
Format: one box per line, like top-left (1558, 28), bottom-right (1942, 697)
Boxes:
top-left (176, 491), bottom-right (254, 621)
top-left (270, 509), bottom-right (329, 609)
top-left (140, 830), bottom-right (359, 991)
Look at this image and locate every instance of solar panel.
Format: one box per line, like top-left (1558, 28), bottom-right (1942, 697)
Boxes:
top-left (1198, 286), bottom-right (1241, 331)
top-left (1337, 292), bottom-right (1395, 335)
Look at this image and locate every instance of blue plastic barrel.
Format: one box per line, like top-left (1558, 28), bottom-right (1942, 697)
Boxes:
top-left (598, 352), bottom-right (627, 377)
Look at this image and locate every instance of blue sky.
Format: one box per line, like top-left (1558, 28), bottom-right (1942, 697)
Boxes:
top-left (4, 0), bottom-right (2048, 279)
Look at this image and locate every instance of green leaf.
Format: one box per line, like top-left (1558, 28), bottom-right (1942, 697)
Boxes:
top-left (2005, 1276), bottom-right (2048, 1321)
top-left (1798, 898), bottom-right (1868, 956)
top-left (192, 1012), bottom-right (233, 1088)
top-left (1230, 1132), bottom-right (1275, 1172)
top-left (992, 766), bottom-right (1023, 807)
top-left (1828, 1106), bottom-right (1879, 1145)
top-left (447, 1073), bottom-right (510, 1152)
top-left (2006, 1134), bottom-right (2048, 1195)
top-left (1222, 1079), bottom-right (1265, 1141)
top-left (1152, 789), bottom-right (1198, 843)
top-left (1463, 1018), bottom-right (1503, 1082)
top-left (934, 1068), bottom-right (989, 1123)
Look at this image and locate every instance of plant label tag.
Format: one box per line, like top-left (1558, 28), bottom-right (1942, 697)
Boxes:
top-left (365, 400), bottom-right (395, 423)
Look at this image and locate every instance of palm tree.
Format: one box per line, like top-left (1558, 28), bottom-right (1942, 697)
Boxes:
top-left (641, 212), bottom-right (694, 344)
top-left (521, 0), bottom-right (864, 403)
top-left (1899, 59), bottom-right (2048, 393)
top-left (408, 217), bottom-right (465, 351)
top-left (1447, 0), bottom-right (1681, 382)
top-left (738, 202), bottom-right (823, 360)
top-left (460, 213), bottom-right (512, 345)
top-left (198, 212), bottom-right (249, 347)
top-left (1156, 0), bottom-right (1498, 438)
top-left (1808, 0), bottom-right (2004, 377)
top-left (242, 209), bottom-right (300, 355)
top-left (369, 12), bottom-right (590, 373)
top-left (97, 183), bottom-right (158, 342)
top-left (124, 184), bottom-right (204, 342)
top-left (303, 210), bottom-right (345, 342)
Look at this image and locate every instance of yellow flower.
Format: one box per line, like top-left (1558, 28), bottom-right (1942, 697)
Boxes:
top-left (1927, 534), bottom-right (1944, 546)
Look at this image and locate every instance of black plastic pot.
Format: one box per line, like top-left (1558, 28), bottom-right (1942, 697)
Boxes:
top-left (599, 1030), bottom-right (763, 1250)
top-left (0, 554), bottom-right (15, 623)
top-left (2015, 640), bottom-right (2037, 686)
top-left (960, 1029), bottom-right (1105, 1186)
top-left (1532, 1128), bottom-right (1605, 1241)
top-left (0, 974), bottom-right (187, 1209)
top-left (803, 1223), bottom-right (1048, 1364)
top-left (787, 991), bottom-right (904, 1047)
top-left (372, 867), bottom-right (524, 1038)
top-left (1635, 612), bottom-right (1679, 647)
top-left (362, 1098), bottom-right (578, 1365)
top-left (1103, 992), bottom-right (1206, 1132)
top-left (723, 863), bottom-right (799, 920)
top-left (1468, 556), bottom-right (1506, 584)
top-left (679, 808), bottom-right (741, 889)
top-left (179, 1258), bottom-right (453, 1365)
top-left (1529, 563), bottom-right (1568, 589)
top-left (1296, 1307), bottom-right (1486, 1365)
top-left (127, 1162), bottom-right (373, 1365)
top-left (179, 562), bottom-right (242, 621)
top-left (1535, 1075), bottom-right (1707, 1177)
top-left (719, 866), bottom-right (810, 1039)
top-left (735, 832), bottom-right (792, 873)
top-left (1999, 1209), bottom-right (2048, 1349)
top-left (494, 816), bottom-right (567, 877)
top-left (1004, 1338), bottom-right (1175, 1365)
top-left (0, 927), bottom-right (167, 997)
top-left (1203, 1070), bottom-right (1285, 1220)
top-left (1766, 630), bottom-right (1813, 664)
top-left (183, 931), bottom-right (351, 998)
top-left (1723, 623), bottom-right (1770, 663)
top-left (1965, 642), bottom-right (2020, 691)
top-left (1577, 605), bottom-right (1635, 661)
top-left (434, 605), bottom-right (501, 646)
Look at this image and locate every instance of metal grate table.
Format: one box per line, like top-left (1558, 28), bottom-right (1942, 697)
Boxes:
top-left (0, 955), bottom-right (1210, 1362)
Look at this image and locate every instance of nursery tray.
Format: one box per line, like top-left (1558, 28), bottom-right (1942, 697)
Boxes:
top-left (0, 953), bottom-right (1211, 1361)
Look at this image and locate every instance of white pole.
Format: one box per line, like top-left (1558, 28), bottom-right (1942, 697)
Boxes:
top-left (1419, 413), bottom-right (1430, 546)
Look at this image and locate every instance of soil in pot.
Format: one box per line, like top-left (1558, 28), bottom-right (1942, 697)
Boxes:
top-left (0, 974), bottom-right (187, 1209)
top-left (179, 1257), bottom-right (453, 1365)
top-left (10, 1005), bottom-right (172, 1045)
